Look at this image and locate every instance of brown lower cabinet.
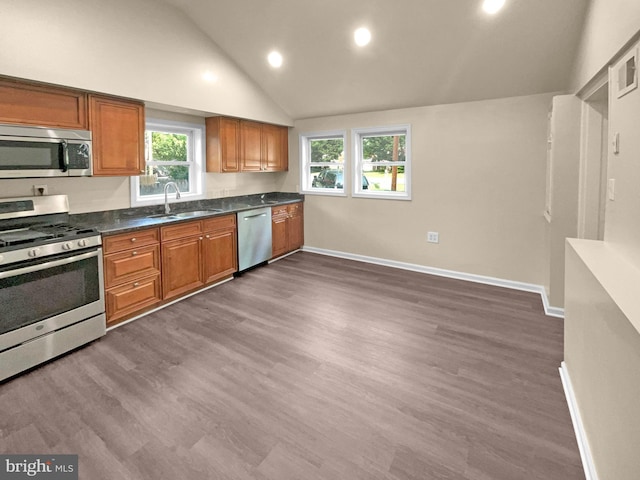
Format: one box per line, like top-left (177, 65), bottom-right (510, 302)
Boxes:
top-left (272, 202), bottom-right (304, 258)
top-left (102, 214), bottom-right (237, 326)
top-left (161, 215), bottom-right (237, 301)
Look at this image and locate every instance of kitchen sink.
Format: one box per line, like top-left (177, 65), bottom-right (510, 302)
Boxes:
top-left (148, 209), bottom-right (223, 219)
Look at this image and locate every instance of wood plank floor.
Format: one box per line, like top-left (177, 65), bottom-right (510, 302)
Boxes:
top-left (0, 252), bottom-right (584, 479)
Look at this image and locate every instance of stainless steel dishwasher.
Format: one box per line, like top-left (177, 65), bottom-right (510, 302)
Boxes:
top-left (237, 207), bottom-right (272, 271)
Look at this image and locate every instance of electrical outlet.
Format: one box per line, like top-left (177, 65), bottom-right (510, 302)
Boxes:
top-left (33, 185), bottom-right (48, 196)
top-left (427, 231), bottom-right (439, 243)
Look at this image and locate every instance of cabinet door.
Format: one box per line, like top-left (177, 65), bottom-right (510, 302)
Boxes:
top-left (105, 273), bottom-right (162, 325)
top-left (206, 116), bottom-right (240, 172)
top-left (90, 95), bottom-right (145, 176)
top-left (161, 235), bottom-right (204, 300)
top-left (272, 210), bottom-right (288, 258)
top-left (288, 204), bottom-right (304, 251)
top-left (0, 78), bottom-right (88, 129)
top-left (240, 120), bottom-right (263, 171)
top-left (262, 123), bottom-right (288, 172)
top-left (202, 228), bottom-right (237, 284)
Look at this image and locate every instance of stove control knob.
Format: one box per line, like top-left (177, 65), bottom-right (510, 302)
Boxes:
top-left (78, 239), bottom-right (88, 248)
top-left (62, 242), bottom-right (72, 251)
top-left (28, 248), bottom-right (40, 258)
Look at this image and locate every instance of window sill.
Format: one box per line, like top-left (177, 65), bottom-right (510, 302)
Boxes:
top-left (300, 190), bottom-right (347, 197)
top-left (352, 192), bottom-right (411, 201)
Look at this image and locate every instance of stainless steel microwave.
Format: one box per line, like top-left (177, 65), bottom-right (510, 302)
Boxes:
top-left (0, 124), bottom-right (92, 178)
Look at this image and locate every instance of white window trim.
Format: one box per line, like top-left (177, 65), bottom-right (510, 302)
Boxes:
top-left (130, 118), bottom-right (206, 207)
top-left (352, 124), bottom-right (412, 200)
top-left (299, 129), bottom-right (348, 196)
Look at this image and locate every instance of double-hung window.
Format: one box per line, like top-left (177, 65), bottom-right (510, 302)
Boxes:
top-left (300, 130), bottom-right (347, 195)
top-left (131, 119), bottom-right (205, 207)
top-left (353, 125), bottom-right (411, 200)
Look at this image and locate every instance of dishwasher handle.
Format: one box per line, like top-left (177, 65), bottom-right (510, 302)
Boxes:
top-left (243, 212), bottom-right (268, 220)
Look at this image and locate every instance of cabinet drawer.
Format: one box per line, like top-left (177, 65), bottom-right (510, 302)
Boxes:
top-left (104, 244), bottom-right (160, 288)
top-left (103, 228), bottom-right (159, 254)
top-left (105, 273), bottom-right (161, 324)
top-left (203, 214), bottom-right (236, 232)
top-left (161, 220), bottom-right (203, 242)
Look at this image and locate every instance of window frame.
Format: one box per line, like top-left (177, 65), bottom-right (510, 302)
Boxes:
top-left (130, 118), bottom-right (206, 207)
top-left (299, 130), bottom-right (348, 197)
top-left (352, 124), bottom-right (412, 200)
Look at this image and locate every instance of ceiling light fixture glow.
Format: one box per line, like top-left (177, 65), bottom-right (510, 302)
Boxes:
top-left (267, 51), bottom-right (283, 68)
top-left (354, 27), bottom-right (371, 47)
top-left (202, 71), bottom-right (218, 83)
top-left (482, 0), bottom-right (505, 14)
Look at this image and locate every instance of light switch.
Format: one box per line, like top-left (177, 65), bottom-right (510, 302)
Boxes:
top-left (613, 133), bottom-right (620, 155)
top-left (608, 178), bottom-right (616, 201)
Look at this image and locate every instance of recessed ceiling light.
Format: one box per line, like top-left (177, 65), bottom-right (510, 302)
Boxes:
top-left (354, 27), bottom-right (371, 47)
top-left (202, 71), bottom-right (218, 83)
top-left (482, 0), bottom-right (505, 14)
top-left (267, 51), bottom-right (283, 68)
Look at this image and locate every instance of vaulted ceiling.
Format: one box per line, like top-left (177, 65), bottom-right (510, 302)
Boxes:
top-left (160, 0), bottom-right (590, 120)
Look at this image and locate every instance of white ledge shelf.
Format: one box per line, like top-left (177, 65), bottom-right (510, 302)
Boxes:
top-left (567, 238), bottom-right (640, 336)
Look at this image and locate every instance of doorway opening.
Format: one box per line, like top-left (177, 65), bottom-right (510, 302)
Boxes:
top-left (579, 80), bottom-right (609, 240)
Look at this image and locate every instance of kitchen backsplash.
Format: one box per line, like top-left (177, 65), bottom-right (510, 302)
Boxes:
top-left (0, 171), bottom-right (290, 214)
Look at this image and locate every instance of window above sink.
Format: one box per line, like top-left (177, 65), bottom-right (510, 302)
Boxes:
top-left (130, 118), bottom-right (206, 208)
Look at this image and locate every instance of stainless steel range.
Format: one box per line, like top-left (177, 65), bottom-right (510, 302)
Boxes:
top-left (0, 195), bottom-right (105, 382)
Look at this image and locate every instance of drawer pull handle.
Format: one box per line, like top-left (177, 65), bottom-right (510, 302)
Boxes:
top-left (131, 238), bottom-right (137, 242)
top-left (205, 235), bottom-right (210, 239)
top-left (132, 251), bottom-right (138, 256)
top-left (133, 282), bottom-right (140, 287)
top-left (199, 236), bottom-right (204, 240)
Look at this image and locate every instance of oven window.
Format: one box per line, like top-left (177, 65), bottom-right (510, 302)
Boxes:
top-left (0, 141), bottom-right (61, 169)
top-left (0, 255), bottom-right (100, 335)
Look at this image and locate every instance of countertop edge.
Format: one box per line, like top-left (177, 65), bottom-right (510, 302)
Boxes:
top-left (70, 194), bottom-right (303, 236)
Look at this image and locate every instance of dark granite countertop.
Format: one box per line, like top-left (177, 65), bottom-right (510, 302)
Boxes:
top-left (69, 192), bottom-right (303, 235)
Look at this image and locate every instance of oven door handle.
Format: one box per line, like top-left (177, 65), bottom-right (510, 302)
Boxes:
top-left (0, 249), bottom-right (100, 280)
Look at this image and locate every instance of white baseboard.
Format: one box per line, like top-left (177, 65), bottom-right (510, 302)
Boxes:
top-left (301, 246), bottom-right (564, 318)
top-left (559, 362), bottom-right (599, 480)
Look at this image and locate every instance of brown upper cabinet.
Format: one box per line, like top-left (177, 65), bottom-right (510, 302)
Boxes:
top-left (89, 95), bottom-right (145, 176)
top-left (206, 116), bottom-right (288, 173)
top-left (205, 117), bottom-right (241, 172)
top-left (0, 77), bottom-right (88, 129)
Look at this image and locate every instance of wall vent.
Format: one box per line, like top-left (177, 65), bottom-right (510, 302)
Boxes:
top-left (616, 48), bottom-right (637, 98)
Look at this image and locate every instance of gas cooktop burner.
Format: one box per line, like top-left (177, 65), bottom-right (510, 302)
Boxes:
top-left (0, 229), bottom-right (54, 247)
top-left (0, 224), bottom-right (99, 248)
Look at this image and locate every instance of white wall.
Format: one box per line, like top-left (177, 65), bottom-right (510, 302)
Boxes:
top-left (547, 95), bottom-right (582, 307)
top-left (283, 94), bottom-right (553, 286)
top-left (0, 0), bottom-right (291, 126)
top-left (563, 22), bottom-right (640, 479)
top-left (565, 240), bottom-right (640, 480)
top-left (571, 0), bottom-right (640, 92)
top-left (605, 40), bottom-right (640, 268)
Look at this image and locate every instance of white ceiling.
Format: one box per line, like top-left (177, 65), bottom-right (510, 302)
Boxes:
top-left (160, 0), bottom-right (589, 120)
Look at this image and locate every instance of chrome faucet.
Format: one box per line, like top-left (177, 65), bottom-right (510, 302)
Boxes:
top-left (164, 182), bottom-right (181, 214)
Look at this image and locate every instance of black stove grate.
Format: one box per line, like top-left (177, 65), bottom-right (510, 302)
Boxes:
top-left (0, 223), bottom-right (99, 248)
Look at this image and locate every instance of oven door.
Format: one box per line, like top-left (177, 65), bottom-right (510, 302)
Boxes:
top-left (0, 136), bottom-right (68, 178)
top-left (0, 248), bottom-right (105, 351)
